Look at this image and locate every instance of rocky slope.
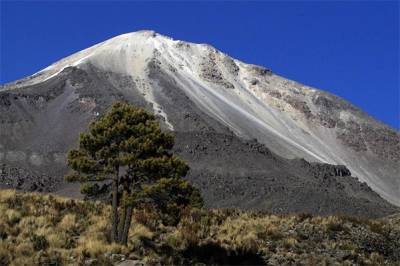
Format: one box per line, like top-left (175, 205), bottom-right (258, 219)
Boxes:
top-left (0, 30), bottom-right (399, 216)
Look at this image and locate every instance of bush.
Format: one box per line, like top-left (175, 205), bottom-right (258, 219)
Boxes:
top-left (31, 234), bottom-right (49, 251)
top-left (140, 178), bottom-right (204, 226)
top-left (134, 206), bottom-right (160, 231)
top-left (368, 222), bottom-right (386, 235)
top-left (297, 212), bottom-right (313, 222)
top-left (0, 246), bottom-right (10, 266)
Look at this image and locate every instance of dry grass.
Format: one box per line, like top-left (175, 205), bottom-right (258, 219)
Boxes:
top-left (0, 190), bottom-right (399, 265)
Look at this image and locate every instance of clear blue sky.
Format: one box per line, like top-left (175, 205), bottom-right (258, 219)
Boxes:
top-left (1, 1), bottom-right (399, 128)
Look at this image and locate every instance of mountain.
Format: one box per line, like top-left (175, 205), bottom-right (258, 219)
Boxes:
top-left (0, 30), bottom-right (399, 217)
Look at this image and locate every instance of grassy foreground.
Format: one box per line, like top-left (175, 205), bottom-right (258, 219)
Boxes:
top-left (0, 190), bottom-right (399, 266)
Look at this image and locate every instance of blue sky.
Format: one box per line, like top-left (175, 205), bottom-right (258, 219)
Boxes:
top-left (1, 1), bottom-right (398, 128)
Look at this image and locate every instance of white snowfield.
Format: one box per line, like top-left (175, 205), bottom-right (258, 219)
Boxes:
top-left (16, 30), bottom-right (400, 206)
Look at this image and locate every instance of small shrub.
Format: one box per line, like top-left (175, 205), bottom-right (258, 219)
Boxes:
top-left (339, 241), bottom-right (356, 251)
top-left (324, 216), bottom-right (344, 232)
top-left (48, 232), bottom-right (75, 249)
top-left (4, 193), bottom-right (23, 209)
top-left (134, 206), bottom-right (160, 231)
top-left (327, 222), bottom-right (344, 232)
top-left (164, 231), bottom-right (181, 249)
top-left (339, 215), bottom-right (367, 226)
top-left (0, 223), bottom-right (8, 240)
top-left (368, 222), bottom-right (386, 235)
top-left (297, 212), bottom-right (312, 222)
top-left (179, 217), bottom-right (205, 247)
top-left (0, 190), bottom-right (16, 201)
top-left (77, 239), bottom-right (108, 257)
top-left (34, 248), bottom-right (64, 266)
top-left (30, 234), bottom-right (49, 251)
top-left (6, 209), bottom-right (21, 225)
top-left (58, 214), bottom-right (77, 232)
top-left (323, 242), bottom-right (337, 250)
top-left (236, 232), bottom-right (259, 253)
top-left (266, 225), bottom-right (283, 241)
top-left (283, 237), bottom-right (298, 249)
top-left (15, 242), bottom-right (34, 257)
top-left (368, 252), bottom-right (384, 265)
top-left (0, 244), bottom-right (10, 266)
top-left (129, 224), bottom-right (154, 243)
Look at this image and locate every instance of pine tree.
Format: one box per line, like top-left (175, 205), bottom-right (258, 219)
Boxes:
top-left (66, 102), bottom-right (203, 244)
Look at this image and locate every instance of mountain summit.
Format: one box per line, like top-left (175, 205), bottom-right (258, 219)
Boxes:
top-left (0, 31), bottom-right (399, 215)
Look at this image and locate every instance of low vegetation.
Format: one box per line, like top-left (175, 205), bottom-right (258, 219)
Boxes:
top-left (0, 190), bottom-right (399, 265)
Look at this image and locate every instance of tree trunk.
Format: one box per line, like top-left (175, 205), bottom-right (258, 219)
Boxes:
top-left (117, 196), bottom-right (127, 242)
top-left (121, 205), bottom-right (133, 245)
top-left (111, 169), bottom-right (119, 242)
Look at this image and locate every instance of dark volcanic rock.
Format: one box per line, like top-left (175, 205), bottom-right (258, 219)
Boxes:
top-left (0, 164), bottom-right (59, 192)
top-left (172, 131), bottom-right (397, 218)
